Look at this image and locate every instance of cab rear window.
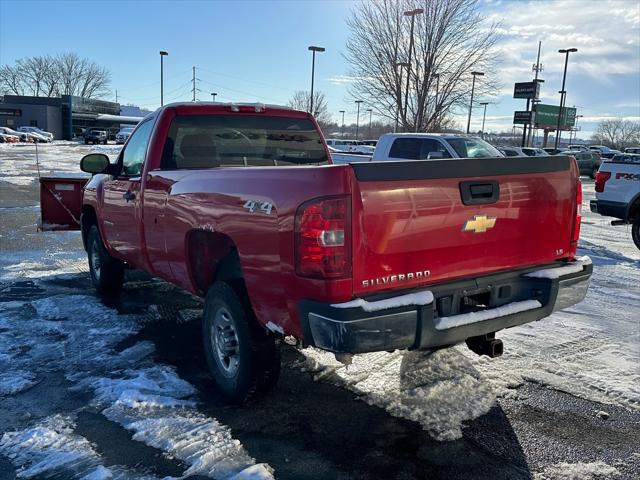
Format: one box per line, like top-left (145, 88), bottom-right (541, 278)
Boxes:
top-left (161, 115), bottom-right (329, 169)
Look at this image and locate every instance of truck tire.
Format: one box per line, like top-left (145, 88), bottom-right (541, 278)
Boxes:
top-left (632, 217), bottom-right (640, 250)
top-left (202, 281), bottom-right (281, 403)
top-left (87, 225), bottom-right (124, 293)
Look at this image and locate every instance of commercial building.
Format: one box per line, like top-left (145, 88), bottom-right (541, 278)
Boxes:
top-left (0, 95), bottom-right (144, 139)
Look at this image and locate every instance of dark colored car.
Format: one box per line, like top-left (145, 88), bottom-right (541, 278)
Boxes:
top-left (543, 147), bottom-right (563, 155)
top-left (84, 129), bottom-right (108, 145)
top-left (559, 150), bottom-right (602, 178)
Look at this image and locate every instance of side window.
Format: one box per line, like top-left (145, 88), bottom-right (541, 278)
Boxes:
top-left (420, 139), bottom-right (451, 159)
top-left (389, 138), bottom-right (421, 160)
top-left (121, 121), bottom-right (153, 176)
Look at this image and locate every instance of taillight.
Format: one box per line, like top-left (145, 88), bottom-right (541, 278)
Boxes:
top-left (295, 196), bottom-right (351, 279)
top-left (570, 181), bottom-right (582, 254)
top-left (595, 171), bottom-right (611, 192)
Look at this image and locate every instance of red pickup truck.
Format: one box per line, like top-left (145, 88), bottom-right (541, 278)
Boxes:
top-left (41, 103), bottom-right (592, 402)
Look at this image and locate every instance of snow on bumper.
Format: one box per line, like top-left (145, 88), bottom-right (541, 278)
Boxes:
top-left (299, 259), bottom-right (592, 354)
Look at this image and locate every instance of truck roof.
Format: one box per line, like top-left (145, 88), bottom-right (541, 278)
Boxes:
top-left (380, 132), bottom-right (479, 139)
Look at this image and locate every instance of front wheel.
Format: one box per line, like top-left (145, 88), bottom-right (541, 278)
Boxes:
top-left (202, 282), bottom-right (280, 403)
top-left (632, 217), bottom-right (640, 250)
top-left (87, 225), bottom-right (124, 293)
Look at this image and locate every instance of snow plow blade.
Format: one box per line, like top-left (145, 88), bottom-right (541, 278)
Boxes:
top-left (39, 177), bottom-right (88, 231)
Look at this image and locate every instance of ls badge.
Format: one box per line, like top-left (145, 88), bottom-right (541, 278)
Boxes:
top-left (463, 215), bottom-right (497, 234)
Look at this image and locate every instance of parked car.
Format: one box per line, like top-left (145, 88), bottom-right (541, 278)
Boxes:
top-left (0, 127), bottom-right (32, 143)
top-left (0, 133), bottom-right (20, 143)
top-left (521, 147), bottom-right (548, 157)
top-left (558, 150), bottom-right (601, 178)
top-left (624, 147), bottom-right (640, 154)
top-left (498, 146), bottom-right (527, 157)
top-left (370, 133), bottom-right (504, 161)
top-left (590, 153), bottom-right (640, 249)
top-left (115, 127), bottom-right (135, 144)
top-left (543, 147), bottom-right (563, 155)
top-left (347, 144), bottom-right (376, 154)
top-left (40, 102), bottom-right (590, 402)
top-left (588, 145), bottom-right (622, 159)
top-left (359, 140), bottom-right (378, 147)
top-left (567, 145), bottom-right (589, 151)
top-left (325, 139), bottom-right (359, 151)
top-left (84, 129), bottom-right (108, 145)
top-left (18, 126), bottom-right (53, 141)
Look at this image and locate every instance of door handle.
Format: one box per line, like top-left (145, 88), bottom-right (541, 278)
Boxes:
top-left (459, 180), bottom-right (500, 205)
top-left (123, 191), bottom-right (136, 202)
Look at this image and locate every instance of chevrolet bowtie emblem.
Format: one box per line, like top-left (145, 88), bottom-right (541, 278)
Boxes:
top-left (463, 215), bottom-right (497, 233)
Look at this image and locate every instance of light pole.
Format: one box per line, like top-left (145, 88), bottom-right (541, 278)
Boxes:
top-left (394, 62), bottom-right (409, 132)
top-left (433, 72), bottom-right (440, 129)
top-left (479, 102), bottom-right (489, 138)
top-left (355, 100), bottom-right (363, 139)
top-left (466, 71), bottom-right (484, 134)
top-left (403, 8), bottom-right (424, 130)
top-left (339, 110), bottom-right (345, 138)
top-left (555, 47), bottom-right (578, 150)
top-left (210, 92), bottom-right (217, 102)
top-left (159, 50), bottom-right (168, 106)
top-left (366, 108), bottom-right (372, 139)
top-left (308, 46), bottom-right (325, 116)
top-left (573, 113), bottom-right (583, 144)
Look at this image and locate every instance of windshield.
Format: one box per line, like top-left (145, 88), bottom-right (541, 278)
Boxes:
top-left (162, 114), bottom-right (328, 169)
top-left (445, 138), bottom-right (502, 158)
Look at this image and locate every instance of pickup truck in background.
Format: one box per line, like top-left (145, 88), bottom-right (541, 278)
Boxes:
top-left (40, 103), bottom-right (592, 403)
top-left (332, 133), bottom-right (504, 164)
top-left (590, 153), bottom-right (640, 249)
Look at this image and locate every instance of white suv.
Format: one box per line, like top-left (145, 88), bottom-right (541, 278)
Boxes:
top-left (590, 153), bottom-right (640, 249)
top-left (18, 126), bottom-right (53, 141)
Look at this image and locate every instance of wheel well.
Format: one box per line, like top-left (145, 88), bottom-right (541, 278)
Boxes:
top-left (80, 205), bottom-right (97, 251)
top-left (186, 230), bottom-right (243, 295)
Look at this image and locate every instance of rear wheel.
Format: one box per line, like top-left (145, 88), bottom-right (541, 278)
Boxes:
top-left (202, 281), bottom-right (280, 403)
top-left (87, 225), bottom-right (124, 293)
top-left (632, 217), bottom-right (640, 250)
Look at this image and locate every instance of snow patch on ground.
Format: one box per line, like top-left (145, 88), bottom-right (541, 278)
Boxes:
top-left (0, 415), bottom-right (102, 479)
top-left (0, 370), bottom-right (38, 396)
top-left (106, 411), bottom-right (273, 479)
top-left (296, 347), bottom-right (499, 441)
top-left (534, 460), bottom-right (620, 479)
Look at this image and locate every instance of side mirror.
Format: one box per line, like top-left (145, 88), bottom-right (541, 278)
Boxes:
top-left (427, 151), bottom-right (444, 159)
top-left (80, 153), bottom-right (110, 174)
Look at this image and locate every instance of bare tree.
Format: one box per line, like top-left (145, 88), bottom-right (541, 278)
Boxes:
top-left (0, 53), bottom-right (110, 99)
top-left (288, 90), bottom-right (332, 130)
top-left (0, 64), bottom-right (25, 95)
top-left (344, 0), bottom-right (500, 132)
top-left (591, 119), bottom-right (640, 150)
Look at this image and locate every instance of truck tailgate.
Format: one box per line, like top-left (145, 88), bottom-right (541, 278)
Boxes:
top-left (349, 156), bottom-right (578, 296)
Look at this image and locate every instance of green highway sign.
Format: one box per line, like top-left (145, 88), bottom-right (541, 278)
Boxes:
top-left (534, 104), bottom-right (576, 130)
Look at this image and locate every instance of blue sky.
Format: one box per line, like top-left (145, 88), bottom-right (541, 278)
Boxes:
top-left (1, 0), bottom-right (639, 138)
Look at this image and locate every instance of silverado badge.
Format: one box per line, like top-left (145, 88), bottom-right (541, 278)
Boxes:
top-left (463, 215), bottom-right (497, 234)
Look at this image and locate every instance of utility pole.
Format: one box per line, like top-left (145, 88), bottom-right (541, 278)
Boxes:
top-left (355, 100), bottom-right (363, 139)
top-left (466, 71), bottom-right (484, 134)
top-left (479, 102), bottom-right (489, 139)
top-left (308, 46), bottom-right (325, 115)
top-left (115, 90), bottom-right (118, 103)
top-left (555, 48), bottom-right (578, 150)
top-left (367, 109), bottom-right (372, 139)
top-left (528, 41), bottom-right (543, 146)
top-left (159, 51), bottom-right (168, 106)
top-left (192, 66), bottom-right (196, 102)
top-left (433, 72), bottom-right (440, 130)
top-left (403, 8), bottom-right (424, 131)
top-left (339, 110), bottom-right (345, 137)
